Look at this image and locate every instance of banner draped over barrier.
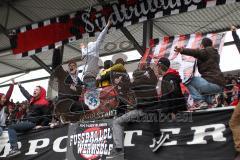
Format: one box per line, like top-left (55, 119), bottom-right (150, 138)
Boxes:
top-left (0, 108), bottom-right (237, 160)
top-left (10, 0), bottom-right (238, 57)
top-left (140, 32), bottom-right (226, 83)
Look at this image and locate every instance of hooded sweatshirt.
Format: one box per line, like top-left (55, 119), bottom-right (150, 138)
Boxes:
top-left (159, 68), bottom-right (187, 113)
top-left (19, 85), bottom-right (50, 125)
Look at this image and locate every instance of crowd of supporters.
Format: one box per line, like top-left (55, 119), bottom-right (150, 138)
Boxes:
top-left (0, 23), bottom-right (239, 158)
top-left (223, 75), bottom-right (240, 106)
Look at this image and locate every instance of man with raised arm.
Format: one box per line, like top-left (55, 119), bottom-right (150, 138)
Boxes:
top-left (174, 38), bottom-right (225, 108)
top-left (80, 19), bottom-right (112, 89)
top-left (6, 84), bottom-right (50, 157)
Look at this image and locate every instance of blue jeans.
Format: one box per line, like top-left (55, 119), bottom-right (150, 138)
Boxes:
top-left (186, 77), bottom-right (223, 103)
top-left (8, 121), bottom-right (36, 149)
top-left (0, 127), bottom-right (3, 136)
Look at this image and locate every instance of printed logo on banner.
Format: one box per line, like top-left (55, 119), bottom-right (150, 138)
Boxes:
top-left (84, 90), bottom-right (101, 110)
top-left (68, 122), bottom-right (113, 160)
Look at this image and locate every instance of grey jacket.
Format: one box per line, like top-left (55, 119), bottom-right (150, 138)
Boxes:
top-left (82, 25), bottom-right (109, 79)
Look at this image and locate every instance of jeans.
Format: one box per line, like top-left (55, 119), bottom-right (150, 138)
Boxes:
top-left (8, 121), bottom-right (36, 149)
top-left (186, 77), bottom-right (222, 103)
top-left (112, 110), bottom-right (147, 149)
top-left (0, 127), bottom-right (3, 136)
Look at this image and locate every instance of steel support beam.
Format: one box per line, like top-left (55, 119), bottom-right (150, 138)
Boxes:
top-left (4, 3), bottom-right (10, 28)
top-left (7, 2), bottom-right (33, 22)
top-left (143, 20), bottom-right (153, 51)
top-left (0, 60), bottom-right (26, 71)
top-left (153, 22), bottom-right (169, 36)
top-left (0, 24), bottom-right (9, 37)
top-left (31, 55), bottom-right (52, 74)
top-left (120, 27), bottom-right (144, 56)
top-left (0, 76), bottom-right (49, 88)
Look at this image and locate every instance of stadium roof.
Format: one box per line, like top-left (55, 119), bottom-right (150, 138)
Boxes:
top-left (0, 0), bottom-right (240, 78)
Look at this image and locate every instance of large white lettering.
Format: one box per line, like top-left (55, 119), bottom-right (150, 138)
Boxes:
top-left (53, 136), bottom-right (67, 152)
top-left (187, 124), bottom-right (227, 145)
top-left (161, 128), bottom-right (181, 146)
top-left (124, 130), bottom-right (142, 147)
top-left (25, 138), bottom-right (50, 155)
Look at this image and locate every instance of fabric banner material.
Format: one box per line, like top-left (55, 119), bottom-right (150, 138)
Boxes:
top-left (0, 108), bottom-right (237, 160)
top-left (141, 32), bottom-right (226, 83)
top-left (10, 0), bottom-right (238, 57)
top-left (66, 120), bottom-right (113, 160)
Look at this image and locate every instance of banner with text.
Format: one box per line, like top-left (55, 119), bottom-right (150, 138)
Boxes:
top-left (0, 108), bottom-right (237, 160)
top-left (9, 0), bottom-right (238, 57)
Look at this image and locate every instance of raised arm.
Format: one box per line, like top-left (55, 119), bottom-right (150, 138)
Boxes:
top-left (18, 84), bottom-right (32, 101)
top-left (95, 20), bottom-right (112, 48)
top-left (174, 46), bottom-right (207, 61)
top-left (231, 26), bottom-right (240, 54)
top-left (5, 83), bottom-right (14, 102)
top-left (52, 48), bottom-right (63, 70)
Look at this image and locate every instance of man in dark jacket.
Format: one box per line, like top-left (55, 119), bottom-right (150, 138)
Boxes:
top-left (231, 26), bottom-right (240, 54)
top-left (51, 48), bottom-right (83, 101)
top-left (6, 84), bottom-right (50, 157)
top-left (146, 57), bottom-right (187, 152)
top-left (156, 57), bottom-right (187, 113)
top-left (51, 48), bottom-right (88, 115)
top-left (174, 38), bottom-right (225, 108)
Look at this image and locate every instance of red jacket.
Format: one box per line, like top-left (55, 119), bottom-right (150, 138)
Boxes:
top-left (0, 84), bottom-right (14, 110)
top-left (29, 86), bottom-right (49, 106)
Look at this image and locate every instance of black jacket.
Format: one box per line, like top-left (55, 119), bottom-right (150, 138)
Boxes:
top-left (51, 49), bottom-right (83, 101)
top-left (131, 67), bottom-right (187, 113)
top-left (159, 68), bottom-right (187, 113)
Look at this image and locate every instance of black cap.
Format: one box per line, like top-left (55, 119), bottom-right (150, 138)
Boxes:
top-left (157, 57), bottom-right (170, 68)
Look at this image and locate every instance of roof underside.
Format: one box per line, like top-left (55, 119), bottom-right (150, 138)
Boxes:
top-left (0, 0), bottom-right (240, 78)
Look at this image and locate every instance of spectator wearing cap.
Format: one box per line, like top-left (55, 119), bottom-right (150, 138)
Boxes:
top-left (141, 57), bottom-right (188, 152)
top-left (155, 57), bottom-right (187, 113)
top-left (174, 38), bottom-right (225, 108)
